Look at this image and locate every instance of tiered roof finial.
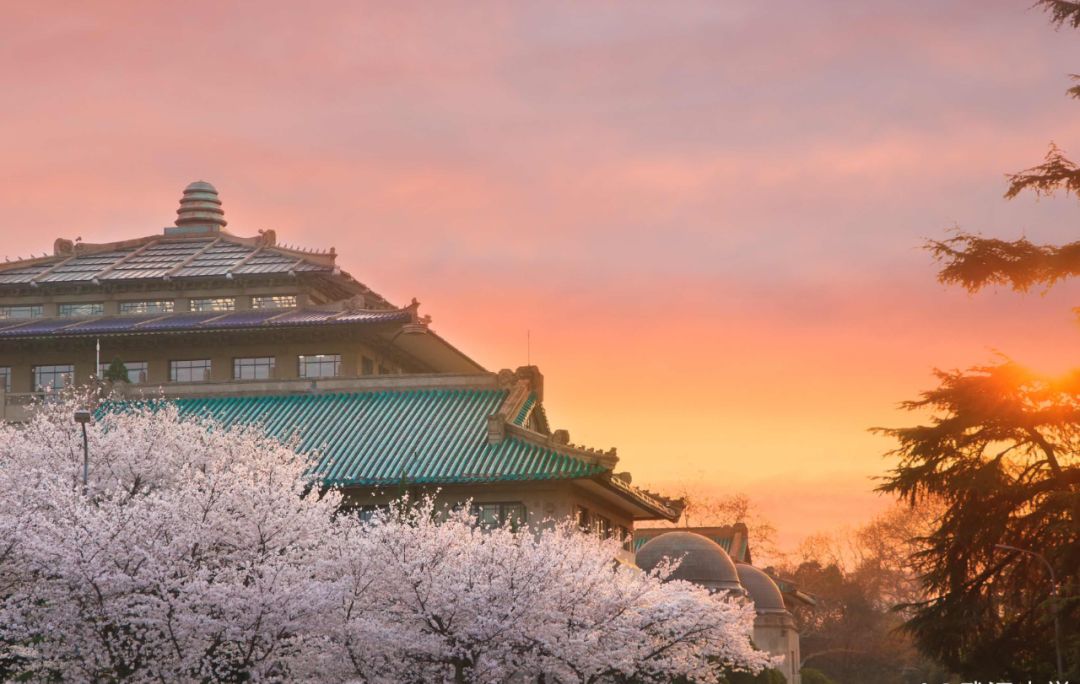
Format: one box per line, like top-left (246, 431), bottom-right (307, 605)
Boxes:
top-left (170, 181), bottom-right (226, 234)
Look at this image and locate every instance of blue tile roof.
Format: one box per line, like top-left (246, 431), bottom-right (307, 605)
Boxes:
top-left (0, 235), bottom-right (334, 286)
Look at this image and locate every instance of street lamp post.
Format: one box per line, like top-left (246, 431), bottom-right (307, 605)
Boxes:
top-left (73, 409), bottom-right (91, 492)
top-left (995, 543), bottom-right (1063, 680)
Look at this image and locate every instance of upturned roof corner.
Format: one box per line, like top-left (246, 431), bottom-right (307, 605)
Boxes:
top-left (485, 365), bottom-right (619, 470)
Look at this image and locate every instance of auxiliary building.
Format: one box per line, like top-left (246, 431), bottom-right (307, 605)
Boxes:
top-left (636, 530), bottom-right (809, 684)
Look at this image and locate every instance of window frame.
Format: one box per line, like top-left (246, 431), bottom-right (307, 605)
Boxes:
top-left (576, 505), bottom-right (592, 533)
top-left (0, 305), bottom-right (43, 319)
top-left (0, 366), bottom-right (10, 392)
top-left (58, 302), bottom-right (105, 317)
top-left (33, 364), bottom-right (74, 391)
top-left (233, 356), bottom-right (276, 380)
top-left (97, 360), bottom-right (149, 384)
top-left (189, 297), bottom-right (236, 313)
top-left (298, 353), bottom-right (341, 379)
top-left (119, 300), bottom-right (175, 315)
top-left (471, 502), bottom-right (527, 531)
top-left (251, 294), bottom-right (297, 310)
top-left (354, 504), bottom-right (390, 523)
top-left (592, 514), bottom-right (613, 539)
top-left (169, 359), bottom-right (212, 383)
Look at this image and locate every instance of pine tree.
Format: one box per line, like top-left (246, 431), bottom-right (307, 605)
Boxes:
top-left (928, 2), bottom-right (1080, 297)
top-left (882, 3), bottom-right (1080, 678)
top-left (102, 357), bottom-right (129, 383)
top-left (876, 362), bottom-right (1079, 679)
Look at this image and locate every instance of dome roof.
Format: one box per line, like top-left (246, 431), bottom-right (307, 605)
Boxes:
top-left (635, 531), bottom-right (742, 592)
top-left (735, 564), bottom-right (787, 613)
top-left (175, 180), bottom-right (226, 229)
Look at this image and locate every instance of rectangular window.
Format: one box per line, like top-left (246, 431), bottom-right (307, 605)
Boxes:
top-left (33, 364), bottom-right (73, 390)
top-left (233, 356), bottom-right (275, 380)
top-left (58, 302), bottom-right (104, 317)
top-left (98, 361), bottom-right (148, 384)
top-left (0, 367), bottom-right (10, 392)
top-left (169, 359), bottom-right (212, 382)
top-left (189, 297), bottom-right (235, 312)
top-left (576, 505), bottom-right (591, 533)
top-left (361, 356), bottom-right (375, 376)
top-left (251, 295), bottom-right (297, 310)
top-left (119, 300), bottom-right (175, 315)
top-left (593, 515), bottom-right (612, 539)
top-left (355, 505), bottom-right (389, 523)
top-left (472, 502), bottom-right (527, 531)
top-left (0, 305), bottom-right (42, 319)
top-left (298, 354), bottom-right (340, 379)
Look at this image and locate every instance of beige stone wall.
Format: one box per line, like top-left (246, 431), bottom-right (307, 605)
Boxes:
top-left (0, 337), bottom-right (403, 394)
top-left (342, 481), bottom-right (635, 532)
top-left (752, 613), bottom-right (801, 684)
top-left (0, 280), bottom-right (372, 393)
top-left (341, 480), bottom-right (638, 561)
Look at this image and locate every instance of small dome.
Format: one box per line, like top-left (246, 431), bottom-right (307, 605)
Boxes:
top-left (175, 180), bottom-right (226, 229)
top-left (184, 180), bottom-right (217, 193)
top-left (636, 531), bottom-right (742, 592)
top-left (736, 564), bottom-right (787, 613)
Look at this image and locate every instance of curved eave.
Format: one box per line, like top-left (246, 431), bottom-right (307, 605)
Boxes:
top-left (592, 474), bottom-right (682, 522)
top-left (322, 461), bottom-right (607, 488)
top-left (0, 309), bottom-right (413, 341)
top-left (487, 417), bottom-right (675, 521)
top-left (380, 327), bottom-right (486, 374)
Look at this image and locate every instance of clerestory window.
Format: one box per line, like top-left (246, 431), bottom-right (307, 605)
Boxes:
top-left (119, 300), bottom-right (174, 315)
top-left (58, 303), bottom-right (104, 317)
top-left (0, 305), bottom-right (42, 319)
top-left (190, 297), bottom-right (235, 312)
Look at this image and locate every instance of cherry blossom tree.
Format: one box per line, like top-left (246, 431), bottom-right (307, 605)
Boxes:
top-left (0, 391), bottom-right (344, 681)
top-left (331, 498), bottom-right (773, 683)
top-left (0, 392), bottom-right (770, 683)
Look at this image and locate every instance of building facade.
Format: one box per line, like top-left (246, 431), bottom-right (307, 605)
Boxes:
top-left (0, 181), bottom-right (680, 539)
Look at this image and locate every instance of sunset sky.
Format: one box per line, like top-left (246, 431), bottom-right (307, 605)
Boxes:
top-left (3, 1), bottom-right (1080, 549)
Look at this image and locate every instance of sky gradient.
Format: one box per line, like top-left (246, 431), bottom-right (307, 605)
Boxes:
top-left (3, 1), bottom-right (1080, 549)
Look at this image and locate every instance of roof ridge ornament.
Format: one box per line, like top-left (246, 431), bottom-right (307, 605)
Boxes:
top-left (256, 229), bottom-right (277, 247)
top-left (53, 238), bottom-right (75, 256)
top-left (402, 298), bottom-right (432, 333)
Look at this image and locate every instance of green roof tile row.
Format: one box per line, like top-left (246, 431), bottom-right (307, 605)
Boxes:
top-left (513, 394), bottom-right (537, 426)
top-left (167, 389), bottom-right (606, 487)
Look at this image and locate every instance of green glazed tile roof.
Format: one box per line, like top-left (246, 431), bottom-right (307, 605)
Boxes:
top-left (168, 389), bottom-right (607, 487)
top-left (513, 394), bottom-right (536, 426)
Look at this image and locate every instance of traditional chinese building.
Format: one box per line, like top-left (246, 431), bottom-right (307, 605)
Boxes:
top-left (0, 181), bottom-right (680, 536)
